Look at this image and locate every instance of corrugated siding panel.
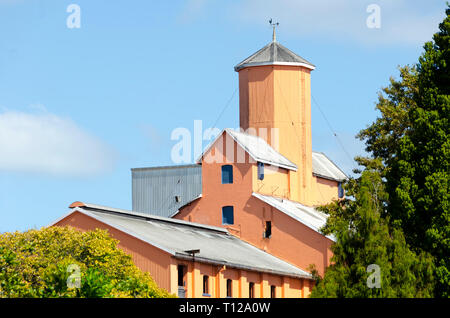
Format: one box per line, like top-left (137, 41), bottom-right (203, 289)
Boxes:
top-left (132, 165), bottom-right (202, 217)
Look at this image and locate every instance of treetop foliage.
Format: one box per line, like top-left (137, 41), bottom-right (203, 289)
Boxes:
top-left (0, 226), bottom-right (174, 298)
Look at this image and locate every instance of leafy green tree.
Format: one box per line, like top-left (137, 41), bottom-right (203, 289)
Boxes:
top-left (358, 5), bottom-right (450, 297)
top-left (0, 226), bottom-right (174, 298)
top-left (310, 163), bottom-right (434, 298)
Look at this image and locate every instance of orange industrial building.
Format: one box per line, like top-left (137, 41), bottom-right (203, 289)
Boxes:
top-left (52, 31), bottom-right (347, 298)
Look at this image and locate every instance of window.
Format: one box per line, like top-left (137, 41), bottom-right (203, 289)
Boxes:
top-left (270, 285), bottom-right (276, 298)
top-left (257, 162), bottom-right (264, 180)
top-left (222, 206), bottom-right (234, 225)
top-left (177, 265), bottom-right (185, 287)
top-left (202, 275), bottom-right (210, 296)
top-left (338, 182), bottom-right (344, 198)
top-left (264, 221), bottom-right (272, 238)
top-left (221, 165), bottom-right (233, 184)
top-left (249, 282), bottom-right (255, 298)
top-left (226, 279), bottom-right (232, 298)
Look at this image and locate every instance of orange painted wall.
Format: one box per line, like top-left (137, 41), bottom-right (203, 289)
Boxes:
top-left (178, 132), bottom-right (253, 232)
top-left (238, 65), bottom-right (313, 205)
top-left (54, 210), bottom-right (310, 298)
top-left (312, 176), bottom-right (339, 206)
top-left (240, 195), bottom-right (333, 276)
top-left (184, 264), bottom-right (308, 298)
top-left (252, 164), bottom-right (290, 198)
top-left (176, 133), bottom-right (333, 276)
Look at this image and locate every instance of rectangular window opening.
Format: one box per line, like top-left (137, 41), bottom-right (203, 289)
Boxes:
top-left (202, 275), bottom-right (210, 296)
top-left (221, 165), bottom-right (233, 184)
top-left (338, 182), bottom-right (344, 198)
top-left (222, 206), bottom-right (234, 225)
top-left (264, 221), bottom-right (272, 238)
top-left (226, 279), bottom-right (232, 298)
top-left (257, 162), bottom-right (264, 180)
top-left (270, 285), bottom-right (276, 298)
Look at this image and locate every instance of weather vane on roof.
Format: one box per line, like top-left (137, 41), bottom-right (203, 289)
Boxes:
top-left (269, 19), bottom-right (279, 42)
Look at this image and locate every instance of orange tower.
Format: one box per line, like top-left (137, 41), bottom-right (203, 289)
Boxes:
top-left (234, 28), bottom-right (315, 205)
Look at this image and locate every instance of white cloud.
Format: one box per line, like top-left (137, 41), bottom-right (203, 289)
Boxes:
top-left (0, 110), bottom-right (117, 177)
top-left (227, 0), bottom-right (445, 46)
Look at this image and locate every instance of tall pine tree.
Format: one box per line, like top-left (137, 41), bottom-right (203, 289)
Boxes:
top-left (360, 4), bottom-right (450, 297)
top-left (313, 5), bottom-right (449, 297)
top-left (310, 162), bottom-right (434, 298)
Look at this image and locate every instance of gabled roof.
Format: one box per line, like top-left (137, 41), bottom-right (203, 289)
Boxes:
top-left (312, 151), bottom-right (348, 182)
top-left (197, 129), bottom-right (298, 171)
top-left (235, 40), bottom-right (315, 72)
top-left (53, 202), bottom-right (312, 279)
top-left (252, 193), bottom-right (336, 242)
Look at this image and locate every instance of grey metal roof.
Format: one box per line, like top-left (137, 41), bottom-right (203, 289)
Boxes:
top-left (198, 129), bottom-right (298, 171)
top-left (252, 193), bottom-right (336, 242)
top-left (70, 201), bottom-right (224, 232)
top-left (131, 164), bottom-right (202, 217)
top-left (312, 151), bottom-right (348, 182)
top-left (235, 40), bottom-right (315, 72)
top-left (65, 205), bottom-right (312, 279)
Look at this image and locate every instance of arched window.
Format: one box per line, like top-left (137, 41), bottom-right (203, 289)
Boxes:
top-left (221, 165), bottom-right (233, 184)
top-left (226, 279), bottom-right (232, 298)
top-left (222, 206), bottom-right (234, 225)
top-left (202, 275), bottom-right (209, 296)
top-left (249, 282), bottom-right (255, 298)
top-left (270, 285), bottom-right (276, 298)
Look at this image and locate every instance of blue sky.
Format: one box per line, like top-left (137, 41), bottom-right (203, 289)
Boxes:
top-left (0, 0), bottom-right (447, 232)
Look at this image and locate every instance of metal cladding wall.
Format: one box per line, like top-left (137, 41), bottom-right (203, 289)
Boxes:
top-left (131, 164), bottom-right (202, 217)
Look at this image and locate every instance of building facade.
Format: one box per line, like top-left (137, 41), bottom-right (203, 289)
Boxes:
top-left (53, 202), bottom-right (314, 298)
top-left (53, 32), bottom-right (347, 298)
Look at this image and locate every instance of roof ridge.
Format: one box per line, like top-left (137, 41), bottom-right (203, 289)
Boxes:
top-left (234, 40), bottom-right (315, 72)
top-left (251, 192), bottom-right (335, 242)
top-left (196, 128), bottom-right (297, 171)
top-left (69, 201), bottom-right (228, 234)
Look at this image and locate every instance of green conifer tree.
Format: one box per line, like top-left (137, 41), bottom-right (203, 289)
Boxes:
top-left (310, 162), bottom-right (434, 298)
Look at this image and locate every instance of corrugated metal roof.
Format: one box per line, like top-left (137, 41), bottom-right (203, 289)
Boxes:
top-left (66, 205), bottom-right (312, 279)
top-left (235, 40), bottom-right (315, 72)
top-left (198, 129), bottom-right (298, 171)
top-left (252, 193), bottom-right (336, 242)
top-left (70, 201), bottom-right (224, 233)
top-left (131, 164), bottom-right (202, 217)
top-left (312, 151), bottom-right (348, 182)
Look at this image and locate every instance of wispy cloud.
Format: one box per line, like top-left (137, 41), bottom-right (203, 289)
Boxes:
top-left (238, 0), bottom-right (446, 45)
top-left (177, 0), bottom-right (210, 23)
top-left (0, 109), bottom-right (117, 177)
top-left (181, 0), bottom-right (445, 46)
